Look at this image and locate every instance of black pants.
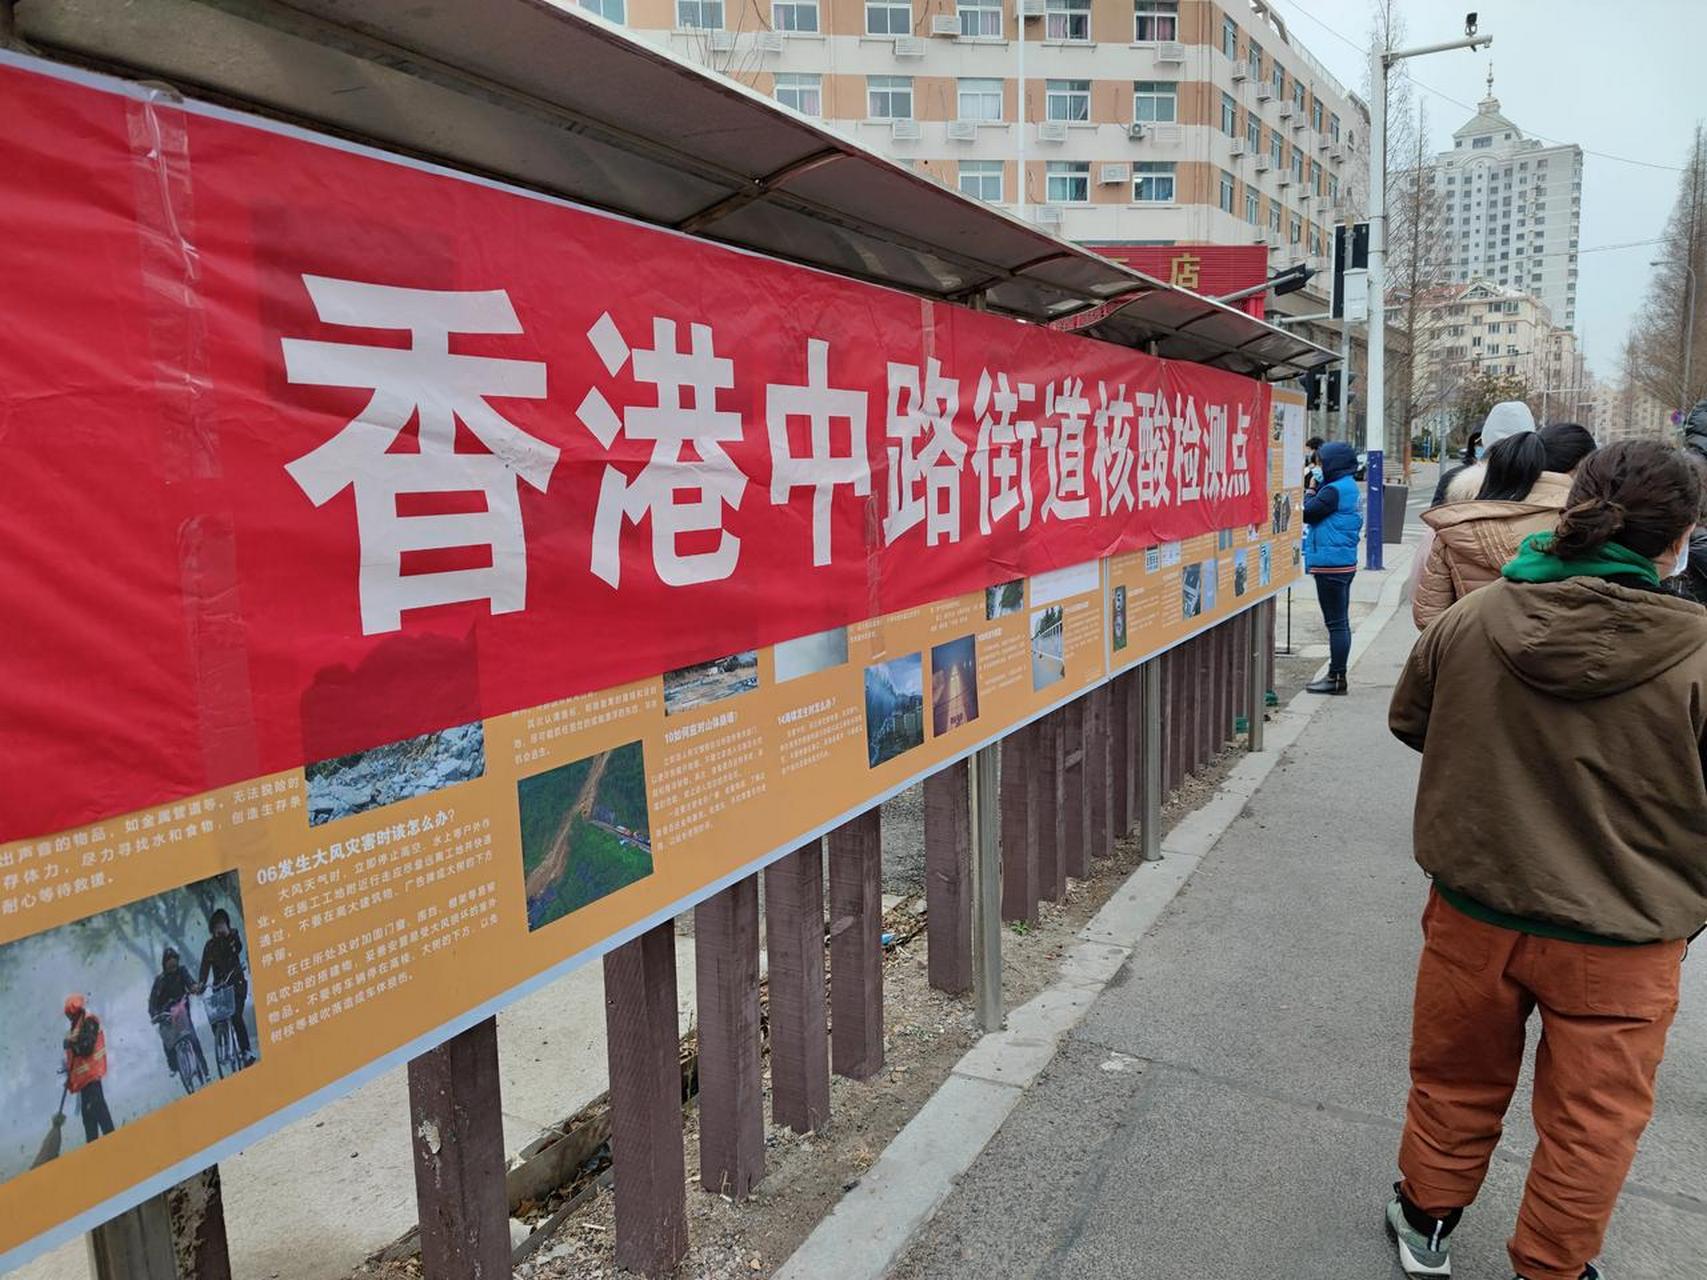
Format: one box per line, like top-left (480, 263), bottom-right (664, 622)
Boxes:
top-left (79, 1081), bottom-right (115, 1142)
top-left (1314, 571), bottom-right (1355, 676)
top-left (229, 980), bottom-right (252, 1058)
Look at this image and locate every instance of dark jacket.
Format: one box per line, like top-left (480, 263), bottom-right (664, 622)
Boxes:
top-left (1391, 576), bottom-right (1707, 942)
top-left (1680, 400), bottom-right (1707, 606)
top-left (148, 966), bottom-right (196, 1020)
top-left (200, 932), bottom-right (245, 989)
top-left (1303, 442), bottom-right (1362, 569)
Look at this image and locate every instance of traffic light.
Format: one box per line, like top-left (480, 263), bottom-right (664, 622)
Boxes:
top-left (1302, 370), bottom-right (1322, 411)
top-left (1331, 222), bottom-right (1370, 320)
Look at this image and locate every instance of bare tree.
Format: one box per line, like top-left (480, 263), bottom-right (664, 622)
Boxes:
top-left (1631, 124), bottom-right (1707, 412)
top-left (1385, 100), bottom-right (1455, 472)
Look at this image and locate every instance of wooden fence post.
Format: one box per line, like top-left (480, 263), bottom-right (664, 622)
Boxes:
top-left (167, 1166), bottom-right (232, 1280)
top-left (1000, 725), bottom-right (1039, 923)
top-left (828, 810), bottom-right (884, 1080)
top-left (924, 759), bottom-right (973, 994)
top-left (407, 1017), bottom-right (512, 1280)
top-left (1166, 648), bottom-right (1186, 791)
top-left (1085, 684), bottom-right (1113, 861)
top-left (766, 844), bottom-right (830, 1134)
top-left (1139, 658), bottom-right (1163, 862)
top-left (1036, 713), bottom-right (1066, 902)
top-left (1060, 698), bottom-right (1090, 879)
top-left (604, 925), bottom-right (688, 1275)
top-left (695, 875), bottom-right (764, 1198)
top-left (1109, 672), bottom-right (1131, 838)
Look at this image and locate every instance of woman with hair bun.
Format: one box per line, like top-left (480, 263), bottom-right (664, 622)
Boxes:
top-left (1384, 441), bottom-right (1706, 1280)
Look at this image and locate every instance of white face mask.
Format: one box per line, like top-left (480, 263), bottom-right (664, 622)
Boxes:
top-left (1672, 532), bottom-right (1690, 579)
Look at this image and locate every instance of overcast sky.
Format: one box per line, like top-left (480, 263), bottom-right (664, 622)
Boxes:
top-left (1262, 0), bottom-right (1704, 380)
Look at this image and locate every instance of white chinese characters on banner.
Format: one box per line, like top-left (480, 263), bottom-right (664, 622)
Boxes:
top-left (1040, 378), bottom-right (1092, 523)
top-left (970, 370), bottom-right (1037, 536)
top-left (1092, 382), bottom-right (1137, 517)
top-left (282, 276), bottom-right (556, 635)
top-left (578, 313), bottom-right (747, 588)
top-left (883, 358), bottom-right (965, 546)
top-left (766, 339), bottom-right (870, 567)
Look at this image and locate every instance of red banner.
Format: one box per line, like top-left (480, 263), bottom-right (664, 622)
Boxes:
top-left (0, 60), bottom-right (1269, 844)
top-left (1089, 244), bottom-right (1272, 317)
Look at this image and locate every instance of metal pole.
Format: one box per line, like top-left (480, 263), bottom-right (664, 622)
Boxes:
top-left (1140, 660), bottom-right (1162, 862)
top-left (969, 744), bottom-right (1003, 1032)
top-left (1365, 45), bottom-right (1387, 571)
top-left (88, 1194), bottom-right (178, 1279)
top-left (1338, 318), bottom-right (1352, 442)
top-left (1246, 601), bottom-right (1267, 751)
top-left (1014, 0), bottom-right (1026, 223)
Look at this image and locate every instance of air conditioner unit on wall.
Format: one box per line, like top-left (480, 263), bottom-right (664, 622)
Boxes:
top-left (1038, 120), bottom-right (1068, 142)
top-left (1254, 156), bottom-right (1271, 172)
top-left (755, 30), bottom-right (784, 51)
top-left (947, 119), bottom-right (978, 141)
top-left (1036, 204), bottom-right (1064, 224)
top-left (930, 13), bottom-right (961, 34)
top-left (1099, 163), bottom-right (1128, 184)
top-left (1127, 121), bottom-right (1148, 140)
top-left (1256, 84), bottom-right (1273, 101)
top-left (1155, 41), bottom-right (1185, 62)
top-left (1230, 66), bottom-right (1247, 82)
top-left (1021, 0), bottom-right (1046, 16)
top-left (894, 35), bottom-right (927, 56)
top-left (891, 118), bottom-right (923, 141)
top-left (1275, 100), bottom-right (1292, 118)
top-left (1229, 139), bottom-right (1246, 157)
top-left (1276, 171), bottom-right (1293, 187)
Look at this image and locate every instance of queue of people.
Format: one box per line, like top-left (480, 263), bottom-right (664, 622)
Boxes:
top-left (1383, 403), bottom-right (1707, 1280)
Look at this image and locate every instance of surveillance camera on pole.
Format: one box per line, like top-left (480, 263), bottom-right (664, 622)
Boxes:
top-left (1364, 19), bottom-right (1492, 569)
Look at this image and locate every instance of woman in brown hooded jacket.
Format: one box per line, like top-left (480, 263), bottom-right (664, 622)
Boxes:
top-left (1412, 424), bottom-right (1597, 629)
top-left (1384, 441), bottom-right (1706, 1280)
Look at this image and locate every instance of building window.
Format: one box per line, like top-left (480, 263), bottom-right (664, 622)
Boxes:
top-left (1311, 99), bottom-right (1323, 133)
top-left (1269, 204), bottom-right (1282, 234)
top-left (866, 0), bottom-right (910, 35)
top-left (1046, 0), bottom-right (1089, 41)
top-left (1311, 226), bottom-right (1323, 256)
top-left (1329, 112), bottom-right (1340, 144)
top-left (1248, 42), bottom-right (1262, 82)
top-left (1047, 160), bottom-right (1090, 203)
top-left (1271, 62), bottom-right (1285, 100)
top-left (1132, 0), bottom-right (1177, 40)
top-left (585, 0), bottom-right (625, 21)
top-left (867, 75), bottom-right (913, 119)
top-left (775, 72), bottom-right (822, 116)
top-left (958, 78), bottom-right (1003, 121)
top-left (1245, 189), bottom-right (1260, 223)
top-left (1270, 133), bottom-right (1283, 169)
top-left (772, 0), bottom-right (818, 30)
top-left (958, 0), bottom-right (1001, 37)
top-left (1219, 169), bottom-right (1236, 215)
top-left (959, 159), bottom-right (1004, 202)
top-left (1046, 79), bottom-right (1090, 121)
top-left (1311, 160), bottom-right (1323, 194)
top-left (1292, 80), bottom-right (1305, 115)
top-left (1292, 148), bottom-right (1304, 181)
top-left (1133, 81), bottom-right (1177, 123)
top-left (1222, 15), bottom-right (1238, 58)
top-left (1246, 116), bottom-right (1260, 152)
top-left (1289, 215), bottom-right (1302, 245)
top-left (677, 0), bottom-right (722, 27)
top-left (1473, 135), bottom-right (1493, 149)
top-left (1133, 160), bottom-right (1176, 202)
top-left (1221, 92), bottom-right (1237, 136)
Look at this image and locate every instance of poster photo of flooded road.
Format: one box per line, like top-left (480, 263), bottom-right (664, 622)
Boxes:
top-left (517, 743), bottom-right (653, 931)
top-left (929, 635), bottom-right (979, 736)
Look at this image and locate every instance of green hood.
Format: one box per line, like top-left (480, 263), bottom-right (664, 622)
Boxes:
top-left (1500, 531), bottom-right (1660, 588)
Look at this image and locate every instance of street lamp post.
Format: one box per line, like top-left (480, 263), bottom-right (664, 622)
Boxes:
top-left (1366, 17), bottom-right (1492, 569)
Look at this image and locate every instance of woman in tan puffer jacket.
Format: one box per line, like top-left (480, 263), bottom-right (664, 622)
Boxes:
top-left (1413, 424), bottom-right (1597, 629)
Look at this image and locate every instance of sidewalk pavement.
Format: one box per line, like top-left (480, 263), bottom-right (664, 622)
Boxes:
top-left (812, 595), bottom-right (1707, 1279)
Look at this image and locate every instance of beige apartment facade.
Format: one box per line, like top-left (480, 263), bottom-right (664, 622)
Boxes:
top-left (606, 0), bottom-right (1369, 286)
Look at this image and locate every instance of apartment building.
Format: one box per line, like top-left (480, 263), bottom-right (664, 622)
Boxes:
top-left (611, 0), bottom-right (1369, 284)
top-left (1593, 380), bottom-right (1675, 445)
top-left (1429, 72), bottom-right (1583, 332)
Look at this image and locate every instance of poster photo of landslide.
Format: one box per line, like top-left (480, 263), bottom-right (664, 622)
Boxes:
top-left (305, 721), bottom-right (486, 827)
top-left (518, 742), bottom-right (653, 932)
top-left (661, 651), bottom-right (758, 716)
top-left (773, 627), bottom-right (849, 684)
top-left (864, 654), bottom-right (924, 768)
top-left (1112, 586), bottom-right (1128, 652)
top-left (1030, 606), bottom-right (1065, 691)
top-left (929, 635), bottom-right (979, 736)
top-left (0, 872), bottom-right (257, 1190)
top-left (984, 579), bottom-right (1024, 620)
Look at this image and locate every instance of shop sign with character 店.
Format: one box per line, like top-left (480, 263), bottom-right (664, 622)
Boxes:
top-left (0, 53), bottom-right (1305, 1266)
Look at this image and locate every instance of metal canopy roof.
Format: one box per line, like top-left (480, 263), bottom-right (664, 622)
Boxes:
top-left (17, 0), bottom-right (1335, 380)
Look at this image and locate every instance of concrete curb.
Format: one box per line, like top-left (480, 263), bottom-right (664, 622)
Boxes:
top-left (775, 560), bottom-right (1415, 1280)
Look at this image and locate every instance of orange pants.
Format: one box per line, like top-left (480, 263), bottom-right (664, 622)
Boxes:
top-left (1399, 890), bottom-right (1684, 1280)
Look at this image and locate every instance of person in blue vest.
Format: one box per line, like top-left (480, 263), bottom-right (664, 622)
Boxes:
top-left (1302, 440), bottom-right (1364, 695)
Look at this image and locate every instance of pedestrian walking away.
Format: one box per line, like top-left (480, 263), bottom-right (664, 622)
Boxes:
top-left (61, 994), bottom-right (115, 1145)
top-left (1302, 440), bottom-right (1362, 695)
top-left (1432, 401), bottom-right (1536, 507)
top-left (1676, 398), bottom-right (1707, 606)
top-left (1413, 423), bottom-right (1598, 628)
top-left (1385, 440), bottom-right (1707, 1280)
